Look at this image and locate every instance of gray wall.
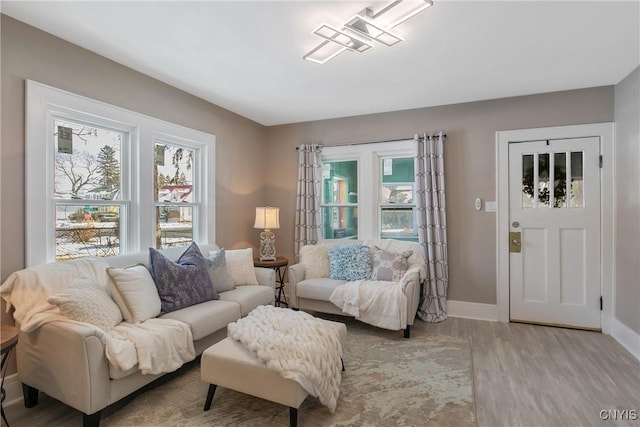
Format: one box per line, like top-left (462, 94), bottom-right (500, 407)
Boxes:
top-left (1, 16), bottom-right (268, 322)
top-left (1, 13), bottom-right (632, 320)
top-left (614, 66), bottom-right (640, 335)
top-left (265, 88), bottom-right (614, 305)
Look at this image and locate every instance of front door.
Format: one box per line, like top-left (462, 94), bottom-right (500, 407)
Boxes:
top-left (508, 137), bottom-right (601, 330)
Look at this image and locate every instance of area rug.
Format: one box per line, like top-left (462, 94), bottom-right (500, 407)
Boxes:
top-left (102, 323), bottom-right (475, 427)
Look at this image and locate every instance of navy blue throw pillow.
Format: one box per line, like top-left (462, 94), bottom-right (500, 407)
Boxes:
top-left (149, 242), bottom-right (218, 314)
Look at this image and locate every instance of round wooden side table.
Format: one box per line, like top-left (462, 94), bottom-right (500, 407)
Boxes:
top-left (1, 325), bottom-right (18, 427)
top-left (253, 256), bottom-right (289, 307)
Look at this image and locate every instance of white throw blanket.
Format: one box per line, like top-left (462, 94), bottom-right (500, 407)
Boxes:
top-left (0, 258), bottom-right (195, 375)
top-left (227, 305), bottom-right (342, 413)
top-left (104, 318), bottom-right (195, 375)
top-left (329, 280), bottom-right (407, 331)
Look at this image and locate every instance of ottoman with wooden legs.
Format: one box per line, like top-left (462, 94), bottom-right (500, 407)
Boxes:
top-left (201, 319), bottom-right (347, 427)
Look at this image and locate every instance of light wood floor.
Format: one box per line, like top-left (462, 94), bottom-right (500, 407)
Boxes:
top-left (4, 317), bottom-right (639, 427)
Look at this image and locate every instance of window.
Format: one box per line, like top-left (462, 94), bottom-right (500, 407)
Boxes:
top-left (154, 141), bottom-right (197, 249)
top-left (53, 118), bottom-right (128, 260)
top-left (380, 157), bottom-right (418, 241)
top-left (320, 140), bottom-right (416, 241)
top-left (321, 160), bottom-right (359, 239)
top-left (26, 81), bottom-right (215, 265)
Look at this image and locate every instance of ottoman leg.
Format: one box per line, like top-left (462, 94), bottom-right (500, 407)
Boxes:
top-left (203, 384), bottom-right (217, 411)
top-left (289, 407), bottom-right (298, 427)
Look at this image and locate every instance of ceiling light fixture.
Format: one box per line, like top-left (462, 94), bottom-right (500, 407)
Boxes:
top-left (303, 0), bottom-right (433, 64)
top-left (344, 13), bottom-right (404, 47)
top-left (312, 24), bottom-right (374, 53)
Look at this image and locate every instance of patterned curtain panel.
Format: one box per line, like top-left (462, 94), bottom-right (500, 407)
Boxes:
top-left (294, 144), bottom-right (322, 261)
top-left (415, 132), bottom-right (449, 322)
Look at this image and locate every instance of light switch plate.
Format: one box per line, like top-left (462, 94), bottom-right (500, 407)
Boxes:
top-left (485, 201), bottom-right (497, 212)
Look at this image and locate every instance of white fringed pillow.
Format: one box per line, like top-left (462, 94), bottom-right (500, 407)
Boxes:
top-left (299, 244), bottom-right (330, 279)
top-left (107, 264), bottom-right (162, 323)
top-left (224, 248), bottom-right (258, 286)
top-left (47, 277), bottom-right (123, 331)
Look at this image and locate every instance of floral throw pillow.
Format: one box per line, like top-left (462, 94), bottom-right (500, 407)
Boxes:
top-left (371, 246), bottom-right (413, 282)
top-left (149, 242), bottom-right (219, 314)
top-left (329, 244), bottom-right (372, 281)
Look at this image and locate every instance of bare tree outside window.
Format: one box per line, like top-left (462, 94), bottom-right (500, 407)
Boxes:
top-left (54, 120), bottom-right (123, 260)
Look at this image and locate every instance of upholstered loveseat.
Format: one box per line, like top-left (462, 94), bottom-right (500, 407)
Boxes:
top-left (288, 239), bottom-right (425, 338)
top-left (0, 243), bottom-right (275, 427)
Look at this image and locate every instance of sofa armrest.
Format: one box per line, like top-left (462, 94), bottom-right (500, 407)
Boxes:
top-left (254, 267), bottom-right (276, 289)
top-left (17, 321), bottom-right (110, 415)
top-left (287, 263), bottom-right (306, 308)
top-left (400, 268), bottom-right (422, 326)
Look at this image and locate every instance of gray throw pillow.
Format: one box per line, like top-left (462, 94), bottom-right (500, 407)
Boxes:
top-left (371, 245), bottom-right (413, 282)
top-left (207, 249), bottom-right (236, 293)
top-left (149, 242), bottom-right (219, 314)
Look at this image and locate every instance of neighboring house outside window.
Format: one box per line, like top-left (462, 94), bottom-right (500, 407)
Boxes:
top-left (25, 81), bottom-right (215, 265)
top-left (320, 139), bottom-right (418, 242)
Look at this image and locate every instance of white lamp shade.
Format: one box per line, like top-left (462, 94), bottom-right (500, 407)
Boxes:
top-left (254, 207), bottom-right (280, 229)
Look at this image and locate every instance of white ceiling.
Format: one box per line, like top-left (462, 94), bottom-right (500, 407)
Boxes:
top-left (2, 1), bottom-right (639, 126)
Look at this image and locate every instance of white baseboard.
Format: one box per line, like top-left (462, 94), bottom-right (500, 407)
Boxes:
top-left (610, 316), bottom-right (640, 361)
top-left (447, 300), bottom-right (499, 322)
top-left (3, 373), bottom-right (22, 406)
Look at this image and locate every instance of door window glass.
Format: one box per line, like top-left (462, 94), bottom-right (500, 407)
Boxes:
top-left (553, 153), bottom-right (567, 208)
top-left (538, 153), bottom-right (550, 208)
top-left (522, 154), bottom-right (534, 208)
top-left (570, 152), bottom-right (584, 208)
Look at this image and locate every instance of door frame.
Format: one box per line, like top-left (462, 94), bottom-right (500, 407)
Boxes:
top-left (496, 123), bottom-right (615, 333)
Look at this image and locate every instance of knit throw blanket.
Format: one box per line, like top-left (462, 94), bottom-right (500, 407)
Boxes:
top-left (227, 305), bottom-right (343, 413)
top-left (329, 280), bottom-right (408, 331)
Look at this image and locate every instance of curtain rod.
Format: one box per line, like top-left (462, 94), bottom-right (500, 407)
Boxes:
top-left (295, 133), bottom-right (446, 150)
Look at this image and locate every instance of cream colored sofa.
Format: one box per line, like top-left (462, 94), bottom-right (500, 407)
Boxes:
top-left (288, 239), bottom-right (425, 338)
top-left (2, 244), bottom-right (275, 427)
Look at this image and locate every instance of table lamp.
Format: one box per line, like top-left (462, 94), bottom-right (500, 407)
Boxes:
top-left (254, 206), bottom-right (280, 261)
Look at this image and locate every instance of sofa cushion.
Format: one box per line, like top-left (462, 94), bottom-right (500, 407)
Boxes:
top-left (47, 277), bottom-right (123, 332)
top-left (224, 248), bottom-right (259, 286)
top-left (299, 244), bottom-right (330, 279)
top-left (150, 242), bottom-right (219, 314)
top-left (329, 244), bottom-right (372, 281)
top-left (218, 285), bottom-right (274, 316)
top-left (295, 278), bottom-right (347, 301)
top-left (107, 264), bottom-right (162, 323)
top-left (371, 246), bottom-right (414, 282)
top-left (160, 299), bottom-right (240, 341)
top-left (206, 249), bottom-right (236, 293)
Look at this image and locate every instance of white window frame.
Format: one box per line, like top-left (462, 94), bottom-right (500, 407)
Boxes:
top-left (320, 139), bottom-right (415, 240)
top-left (379, 156), bottom-right (418, 241)
top-left (25, 80), bottom-right (216, 266)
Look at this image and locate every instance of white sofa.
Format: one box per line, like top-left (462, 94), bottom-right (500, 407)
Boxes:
top-left (1, 244), bottom-right (275, 427)
top-left (288, 239), bottom-right (425, 338)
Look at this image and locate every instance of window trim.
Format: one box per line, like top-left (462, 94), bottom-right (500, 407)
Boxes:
top-left (26, 80), bottom-right (215, 266)
top-left (320, 139), bottom-right (414, 240)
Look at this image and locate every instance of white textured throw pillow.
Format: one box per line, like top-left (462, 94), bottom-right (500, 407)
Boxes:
top-left (107, 265), bottom-right (162, 323)
top-left (224, 248), bottom-right (259, 286)
top-left (47, 277), bottom-right (123, 331)
top-left (299, 244), bottom-right (330, 279)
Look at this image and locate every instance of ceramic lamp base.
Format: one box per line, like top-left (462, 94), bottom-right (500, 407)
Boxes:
top-left (259, 229), bottom-right (277, 261)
